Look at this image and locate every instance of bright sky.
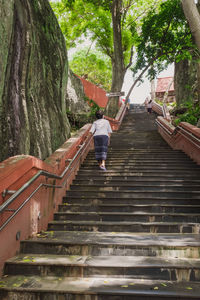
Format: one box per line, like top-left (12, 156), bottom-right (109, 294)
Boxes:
top-left (122, 64), bottom-right (174, 104)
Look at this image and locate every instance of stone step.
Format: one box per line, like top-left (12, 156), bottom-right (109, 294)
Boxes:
top-left (110, 136), bottom-right (165, 139)
top-left (110, 140), bottom-right (169, 144)
top-left (80, 165), bottom-right (200, 171)
top-left (47, 220), bottom-right (200, 234)
top-left (87, 154), bottom-right (189, 159)
top-left (54, 212), bottom-right (200, 223)
top-left (121, 136), bottom-right (161, 140)
top-left (88, 148), bottom-right (186, 152)
top-left (110, 135), bottom-right (166, 139)
top-left (90, 154), bottom-right (182, 158)
top-left (72, 179), bottom-right (200, 186)
top-left (64, 196), bottom-right (200, 205)
top-left (75, 174), bottom-right (200, 181)
top-left (20, 232), bottom-right (200, 258)
top-left (87, 151), bottom-right (190, 157)
top-left (109, 143), bottom-right (172, 147)
top-left (66, 190), bottom-right (200, 199)
top-left (88, 150), bottom-right (190, 155)
top-left (83, 160), bottom-right (196, 166)
top-left (86, 154), bottom-right (193, 158)
top-left (77, 170), bottom-right (200, 177)
top-left (70, 185), bottom-right (200, 192)
top-left (105, 155), bottom-right (188, 159)
top-left (59, 203), bottom-right (200, 214)
top-left (87, 153), bottom-right (187, 158)
top-left (4, 254), bottom-right (200, 281)
top-left (109, 145), bottom-right (173, 149)
top-left (1, 276), bottom-right (200, 299)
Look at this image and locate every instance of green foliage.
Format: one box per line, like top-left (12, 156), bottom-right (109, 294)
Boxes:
top-left (50, 0), bottom-right (113, 51)
top-left (154, 99), bottom-right (164, 106)
top-left (173, 101), bottom-right (200, 126)
top-left (155, 98), bottom-right (176, 108)
top-left (83, 0), bottom-right (112, 11)
top-left (84, 96), bottom-right (102, 117)
top-left (69, 48), bottom-right (112, 90)
top-left (132, 0), bottom-right (197, 79)
top-left (169, 102), bottom-right (176, 108)
top-left (50, 0), bottom-right (163, 67)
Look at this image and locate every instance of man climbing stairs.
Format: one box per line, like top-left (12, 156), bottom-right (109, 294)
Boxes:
top-left (1, 106), bottom-right (200, 299)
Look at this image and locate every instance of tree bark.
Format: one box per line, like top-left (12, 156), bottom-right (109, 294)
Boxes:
top-left (197, 61), bottom-right (200, 103)
top-left (0, 0), bottom-right (70, 162)
top-left (182, 1), bottom-right (200, 127)
top-left (106, 0), bottom-right (126, 117)
top-left (197, 61), bottom-right (200, 128)
top-left (181, 0), bottom-right (200, 51)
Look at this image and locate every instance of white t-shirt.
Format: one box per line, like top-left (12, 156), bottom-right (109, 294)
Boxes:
top-left (147, 102), bottom-right (153, 108)
top-left (90, 118), bottom-right (112, 137)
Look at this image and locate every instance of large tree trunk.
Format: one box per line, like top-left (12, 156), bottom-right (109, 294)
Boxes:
top-left (174, 58), bottom-right (199, 106)
top-left (181, 0), bottom-right (200, 127)
top-left (197, 61), bottom-right (200, 103)
top-left (197, 2), bottom-right (200, 103)
top-left (0, 0), bottom-right (70, 162)
top-left (106, 0), bottom-right (125, 117)
top-left (197, 61), bottom-right (200, 128)
top-left (181, 0), bottom-right (200, 51)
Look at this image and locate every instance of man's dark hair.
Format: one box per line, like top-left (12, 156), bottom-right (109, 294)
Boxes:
top-left (96, 110), bottom-right (104, 119)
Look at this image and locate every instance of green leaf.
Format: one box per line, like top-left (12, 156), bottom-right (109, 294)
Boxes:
top-left (161, 283), bottom-right (167, 287)
top-left (13, 283), bottom-right (21, 287)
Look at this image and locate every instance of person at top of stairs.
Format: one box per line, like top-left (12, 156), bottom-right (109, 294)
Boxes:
top-left (90, 110), bottom-right (112, 171)
top-left (147, 99), bottom-right (153, 114)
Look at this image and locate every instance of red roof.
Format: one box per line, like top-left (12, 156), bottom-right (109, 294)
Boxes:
top-left (156, 77), bottom-right (174, 93)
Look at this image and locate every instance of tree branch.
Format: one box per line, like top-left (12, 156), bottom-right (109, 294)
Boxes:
top-left (125, 46), bottom-right (134, 71)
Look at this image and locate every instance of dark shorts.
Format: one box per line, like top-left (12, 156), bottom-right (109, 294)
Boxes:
top-left (147, 108), bottom-right (152, 113)
top-left (94, 135), bottom-right (109, 161)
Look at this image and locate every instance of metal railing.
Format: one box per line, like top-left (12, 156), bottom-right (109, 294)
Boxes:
top-left (155, 118), bottom-right (174, 136)
top-left (152, 101), bottom-right (171, 122)
top-left (0, 133), bottom-right (93, 232)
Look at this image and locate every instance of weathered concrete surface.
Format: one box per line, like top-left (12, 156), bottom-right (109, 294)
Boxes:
top-left (1, 275), bottom-right (200, 299)
top-left (66, 69), bottom-right (90, 114)
top-left (65, 69), bottom-right (92, 128)
top-left (0, 0), bottom-right (70, 162)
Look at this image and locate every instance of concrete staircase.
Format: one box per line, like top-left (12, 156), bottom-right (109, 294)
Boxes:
top-left (1, 106), bottom-right (200, 299)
